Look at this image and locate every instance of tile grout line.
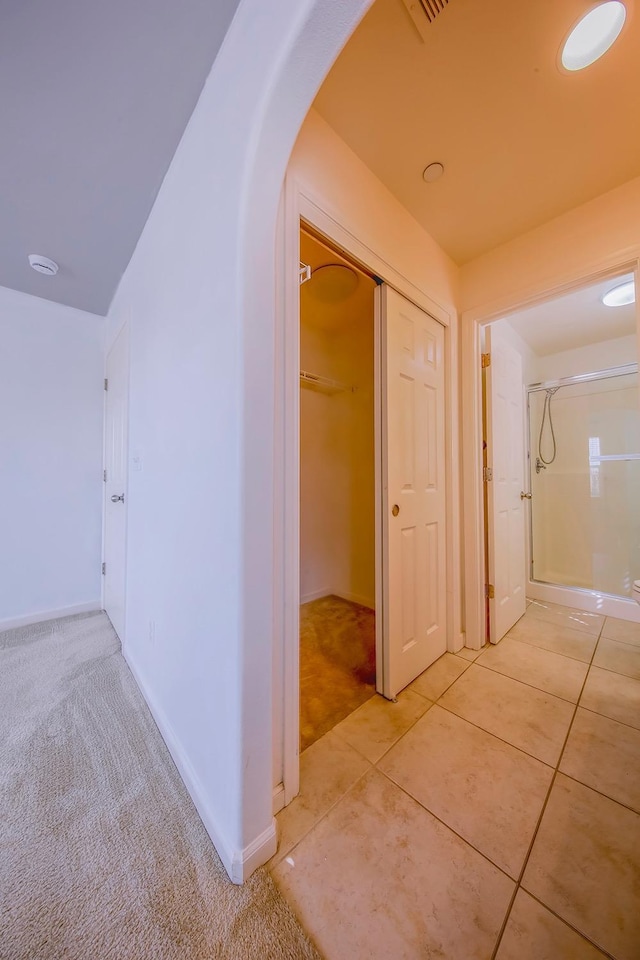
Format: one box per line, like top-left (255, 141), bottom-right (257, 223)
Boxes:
top-left (331, 695), bottom-right (434, 767)
top-left (270, 758), bottom-right (374, 871)
top-left (489, 615), bottom-right (605, 959)
top-left (545, 769), bottom-right (640, 819)
top-left (374, 764), bottom-right (517, 884)
top-left (473, 657), bottom-right (586, 704)
top-left (576, 701), bottom-right (640, 733)
top-left (510, 633), bottom-right (598, 663)
top-left (521, 890), bottom-right (618, 960)
top-left (433, 698), bottom-right (557, 768)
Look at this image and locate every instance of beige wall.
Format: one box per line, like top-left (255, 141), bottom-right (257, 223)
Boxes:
top-left (291, 108), bottom-right (461, 616)
top-left (461, 175), bottom-right (640, 313)
top-left (290, 110), bottom-right (459, 313)
top-left (300, 273), bottom-right (376, 608)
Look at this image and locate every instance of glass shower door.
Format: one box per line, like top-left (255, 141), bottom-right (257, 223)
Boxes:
top-left (529, 367), bottom-right (640, 599)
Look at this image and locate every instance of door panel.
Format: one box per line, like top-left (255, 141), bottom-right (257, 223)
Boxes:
top-left (104, 325), bottom-right (129, 641)
top-left (378, 285), bottom-right (447, 697)
top-left (486, 326), bottom-right (526, 643)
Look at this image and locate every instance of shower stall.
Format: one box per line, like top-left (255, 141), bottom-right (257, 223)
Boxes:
top-left (528, 363), bottom-right (640, 604)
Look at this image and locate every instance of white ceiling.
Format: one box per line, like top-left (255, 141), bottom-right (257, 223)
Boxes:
top-left (504, 273), bottom-right (637, 356)
top-left (314, 0), bottom-right (640, 265)
top-left (0, 0), bottom-right (241, 315)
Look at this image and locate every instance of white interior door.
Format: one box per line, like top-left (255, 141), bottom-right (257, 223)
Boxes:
top-left (377, 285), bottom-right (447, 698)
top-left (485, 325), bottom-right (527, 643)
top-left (103, 324), bottom-right (129, 641)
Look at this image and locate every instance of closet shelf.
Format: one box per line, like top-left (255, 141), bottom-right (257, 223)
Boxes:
top-left (300, 370), bottom-right (352, 394)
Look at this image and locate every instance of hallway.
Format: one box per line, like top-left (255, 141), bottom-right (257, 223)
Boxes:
top-left (270, 600), bottom-right (640, 959)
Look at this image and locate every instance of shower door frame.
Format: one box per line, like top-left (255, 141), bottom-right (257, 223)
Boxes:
top-left (461, 255), bottom-right (640, 650)
top-left (526, 361), bottom-right (640, 603)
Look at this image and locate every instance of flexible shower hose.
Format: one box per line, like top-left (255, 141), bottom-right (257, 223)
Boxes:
top-left (538, 388), bottom-right (559, 465)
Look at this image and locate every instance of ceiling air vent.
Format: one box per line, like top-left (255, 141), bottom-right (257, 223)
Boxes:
top-left (401, 0), bottom-right (449, 41)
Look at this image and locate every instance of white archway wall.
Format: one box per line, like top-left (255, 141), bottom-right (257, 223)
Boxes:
top-left (104, 0), bottom-right (374, 882)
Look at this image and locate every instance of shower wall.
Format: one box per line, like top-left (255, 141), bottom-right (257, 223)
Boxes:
top-left (530, 371), bottom-right (640, 598)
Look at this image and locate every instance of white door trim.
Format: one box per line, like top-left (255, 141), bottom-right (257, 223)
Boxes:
top-left (273, 174), bottom-right (462, 808)
top-left (102, 322), bottom-right (130, 646)
top-left (461, 254), bottom-right (640, 650)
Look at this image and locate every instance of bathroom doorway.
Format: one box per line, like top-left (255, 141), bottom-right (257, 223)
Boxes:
top-left (482, 270), bottom-right (640, 642)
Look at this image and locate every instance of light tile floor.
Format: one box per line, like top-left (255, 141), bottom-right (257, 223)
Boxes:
top-left (270, 600), bottom-right (640, 960)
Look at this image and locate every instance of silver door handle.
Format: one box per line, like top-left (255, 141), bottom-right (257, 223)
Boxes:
top-left (110, 494), bottom-right (125, 503)
top-left (520, 491), bottom-right (532, 500)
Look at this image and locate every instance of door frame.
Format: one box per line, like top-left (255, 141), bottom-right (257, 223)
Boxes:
top-left (461, 255), bottom-right (640, 650)
top-left (273, 174), bottom-right (462, 811)
top-left (101, 321), bottom-right (130, 646)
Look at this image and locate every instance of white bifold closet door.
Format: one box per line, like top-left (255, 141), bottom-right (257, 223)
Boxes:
top-left (377, 285), bottom-right (447, 699)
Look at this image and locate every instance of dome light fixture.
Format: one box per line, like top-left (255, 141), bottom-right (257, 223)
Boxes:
top-left (602, 279), bottom-right (635, 306)
top-left (561, 2), bottom-right (627, 72)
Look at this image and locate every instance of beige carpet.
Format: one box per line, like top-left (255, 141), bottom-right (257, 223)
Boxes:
top-left (0, 611), bottom-right (320, 960)
top-left (300, 596), bottom-right (375, 752)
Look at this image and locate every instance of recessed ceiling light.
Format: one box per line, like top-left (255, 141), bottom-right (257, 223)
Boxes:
top-left (423, 162), bottom-right (444, 183)
top-left (28, 254), bottom-right (59, 276)
top-left (602, 279), bottom-right (635, 306)
top-left (561, 2), bottom-right (626, 71)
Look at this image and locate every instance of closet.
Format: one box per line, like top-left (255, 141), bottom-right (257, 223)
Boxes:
top-left (299, 229), bottom-right (376, 750)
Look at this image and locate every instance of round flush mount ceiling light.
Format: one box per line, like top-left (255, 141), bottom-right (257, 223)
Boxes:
top-left (28, 254), bottom-right (59, 276)
top-left (602, 279), bottom-right (636, 306)
top-left (561, 2), bottom-right (627, 71)
top-left (423, 162), bottom-right (444, 183)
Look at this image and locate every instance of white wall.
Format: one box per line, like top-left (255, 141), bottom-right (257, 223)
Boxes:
top-left (102, 0), bottom-right (374, 882)
top-left (0, 286), bottom-right (104, 627)
top-left (489, 319), bottom-right (537, 385)
top-left (533, 334), bottom-right (638, 383)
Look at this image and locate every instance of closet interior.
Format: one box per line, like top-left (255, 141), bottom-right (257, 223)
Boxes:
top-left (299, 229), bottom-right (376, 751)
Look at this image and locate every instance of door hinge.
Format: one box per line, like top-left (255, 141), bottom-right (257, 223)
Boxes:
top-left (481, 352), bottom-right (491, 368)
top-left (485, 583), bottom-right (495, 599)
top-left (104, 378), bottom-right (108, 391)
top-left (102, 562), bottom-right (106, 576)
top-left (483, 466), bottom-right (493, 482)
top-left (103, 469), bottom-right (107, 482)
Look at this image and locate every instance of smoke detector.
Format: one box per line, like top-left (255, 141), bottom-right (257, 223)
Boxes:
top-left (28, 254), bottom-right (59, 276)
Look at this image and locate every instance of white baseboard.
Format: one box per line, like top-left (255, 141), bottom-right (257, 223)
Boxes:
top-left (449, 631), bottom-right (466, 654)
top-left (332, 589), bottom-right (375, 610)
top-left (236, 823), bottom-right (278, 881)
top-left (300, 587), bottom-right (331, 604)
top-left (124, 647), bottom-right (276, 884)
top-left (273, 782), bottom-right (285, 815)
top-left (527, 581), bottom-right (640, 624)
top-left (0, 601), bottom-right (102, 633)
